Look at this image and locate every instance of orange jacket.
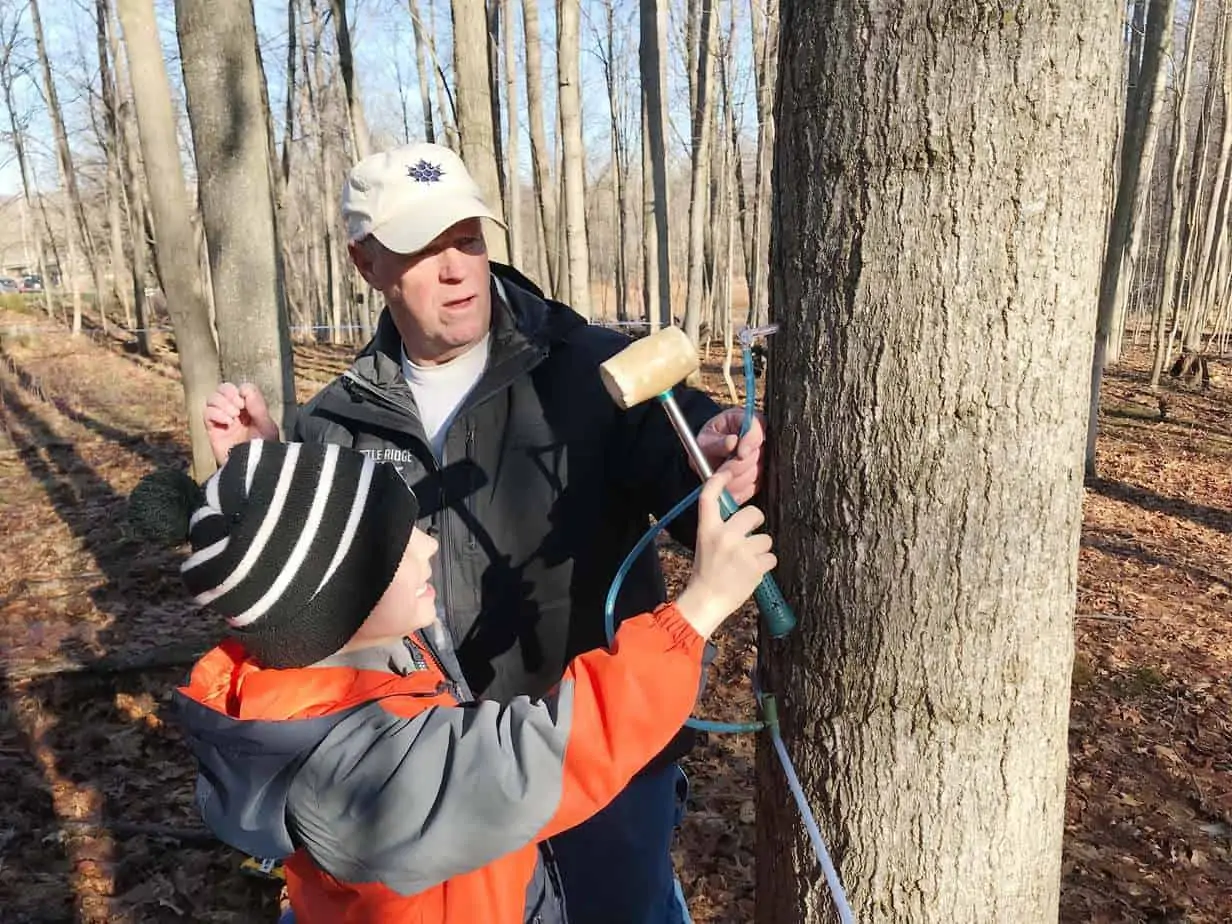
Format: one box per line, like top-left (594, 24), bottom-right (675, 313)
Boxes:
top-left (172, 603), bottom-right (704, 923)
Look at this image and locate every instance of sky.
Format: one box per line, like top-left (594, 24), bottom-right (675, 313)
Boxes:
top-left (0, 0), bottom-right (761, 198)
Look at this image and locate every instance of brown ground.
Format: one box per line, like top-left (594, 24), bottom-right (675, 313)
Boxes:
top-left (0, 304), bottom-right (1228, 923)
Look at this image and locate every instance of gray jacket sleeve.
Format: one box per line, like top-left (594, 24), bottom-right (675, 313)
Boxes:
top-left (286, 694), bottom-right (573, 896)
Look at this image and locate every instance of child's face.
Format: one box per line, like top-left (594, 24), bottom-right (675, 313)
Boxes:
top-left (349, 527), bottom-right (440, 645)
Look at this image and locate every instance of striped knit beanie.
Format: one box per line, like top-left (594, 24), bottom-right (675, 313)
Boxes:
top-left (134, 440), bottom-right (418, 668)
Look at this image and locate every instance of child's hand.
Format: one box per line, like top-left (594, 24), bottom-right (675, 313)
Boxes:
top-left (204, 382), bottom-right (279, 464)
top-left (675, 471), bottom-right (777, 639)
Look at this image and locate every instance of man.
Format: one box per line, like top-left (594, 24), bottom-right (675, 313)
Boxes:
top-left (205, 142), bottom-right (765, 924)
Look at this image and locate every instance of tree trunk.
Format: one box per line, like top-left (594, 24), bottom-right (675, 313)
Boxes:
top-left (521, 0), bottom-right (557, 291)
top-left (452, 0), bottom-right (510, 262)
top-left (176, 0), bottom-right (296, 435)
top-left (1150, 0), bottom-right (1202, 387)
top-left (641, 0), bottom-right (672, 329)
top-left (30, 0), bottom-right (108, 335)
top-left (329, 0), bottom-right (370, 160)
top-left (557, 0), bottom-right (590, 315)
top-left (683, 0), bottom-right (716, 346)
top-left (1186, 3), bottom-right (1232, 352)
top-left (641, 106), bottom-right (660, 328)
top-left (757, 4), bottom-right (1120, 923)
top-left (107, 0), bottom-right (150, 355)
top-left (747, 0), bottom-right (777, 327)
top-left (1085, 0), bottom-right (1175, 475)
top-left (0, 33), bottom-right (54, 318)
top-left (487, 0), bottom-right (509, 234)
top-left (603, 0), bottom-right (628, 322)
top-left (115, 0), bottom-right (222, 479)
top-left (306, 2), bottom-right (342, 344)
top-left (428, 0), bottom-right (459, 150)
top-left (1109, 0), bottom-right (1171, 367)
top-left (408, 0), bottom-right (437, 143)
top-left (97, 0), bottom-right (134, 330)
top-left (501, 0), bottom-right (522, 267)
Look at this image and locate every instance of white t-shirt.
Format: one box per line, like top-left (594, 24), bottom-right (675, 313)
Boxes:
top-left (401, 331), bottom-right (491, 459)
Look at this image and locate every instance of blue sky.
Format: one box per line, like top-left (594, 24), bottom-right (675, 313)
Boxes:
top-left (0, 0), bottom-right (760, 198)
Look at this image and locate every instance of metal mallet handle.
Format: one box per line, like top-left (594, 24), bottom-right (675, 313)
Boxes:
top-left (658, 392), bottom-right (797, 639)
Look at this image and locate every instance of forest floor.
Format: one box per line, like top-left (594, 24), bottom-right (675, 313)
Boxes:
top-left (0, 303), bottom-right (1229, 923)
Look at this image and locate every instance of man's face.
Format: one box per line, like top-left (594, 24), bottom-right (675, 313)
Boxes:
top-left (351, 218), bottom-right (491, 365)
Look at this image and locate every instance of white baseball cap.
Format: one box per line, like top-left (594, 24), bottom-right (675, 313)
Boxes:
top-left (341, 142), bottom-right (505, 255)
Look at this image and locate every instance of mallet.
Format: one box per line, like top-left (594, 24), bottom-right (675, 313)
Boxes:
top-left (599, 326), bottom-right (796, 639)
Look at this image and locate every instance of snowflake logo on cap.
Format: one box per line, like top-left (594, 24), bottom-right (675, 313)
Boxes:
top-left (407, 159), bottom-right (444, 183)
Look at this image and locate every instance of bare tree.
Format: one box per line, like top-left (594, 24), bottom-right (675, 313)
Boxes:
top-left (452, 0), bottom-right (509, 262)
top-left (96, 0), bottom-right (133, 329)
top-left (329, 0), bottom-right (370, 160)
top-left (1151, 0), bottom-right (1202, 386)
top-left (501, 0), bottom-right (523, 268)
top-left (1086, 0), bottom-right (1176, 476)
top-left (305, 1), bottom-right (343, 343)
top-left (115, 0), bottom-right (222, 478)
top-left (683, 0), bottom-right (716, 346)
top-left (522, 0), bottom-right (556, 290)
top-left (1184, 2), bottom-right (1232, 353)
top-left (107, 0), bottom-right (149, 355)
top-left (175, 0), bottom-right (296, 433)
top-left (598, 0), bottom-right (630, 321)
top-left (557, 0), bottom-right (590, 315)
top-left (29, 0), bottom-right (107, 335)
top-left (758, 3), bottom-right (1120, 922)
top-left (1108, 0), bottom-right (1173, 364)
top-left (640, 0), bottom-right (671, 328)
top-left (747, 0), bottom-right (777, 326)
top-left (0, 6), bottom-right (55, 318)
top-left (409, 0), bottom-right (436, 142)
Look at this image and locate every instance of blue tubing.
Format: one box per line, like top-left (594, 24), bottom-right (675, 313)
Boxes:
top-left (603, 343), bottom-right (769, 734)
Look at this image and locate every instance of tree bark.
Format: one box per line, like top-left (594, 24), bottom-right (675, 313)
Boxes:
top-left (757, 4), bottom-right (1120, 922)
top-left (0, 24), bottom-right (55, 318)
top-left (30, 0), bottom-right (107, 335)
top-left (408, 0), bottom-right (437, 143)
top-left (452, 0), bottom-right (510, 262)
top-left (683, 0), bottom-right (716, 346)
top-left (1085, 0), bottom-right (1175, 476)
top-left (97, 0), bottom-right (133, 329)
top-left (557, 0), bottom-right (590, 316)
top-left (487, 0), bottom-right (509, 232)
top-left (640, 0), bottom-right (672, 328)
top-left (106, 0), bottom-right (150, 355)
top-left (748, 0), bottom-right (778, 327)
top-left (115, 0), bottom-right (222, 479)
top-left (1186, 3), bottom-right (1232, 352)
top-left (1150, 0), bottom-right (1202, 387)
top-left (329, 0), bottom-right (370, 160)
top-left (1108, 0), bottom-right (1171, 365)
top-left (175, 0), bottom-right (296, 436)
top-left (306, 2), bottom-right (342, 344)
top-left (602, 0), bottom-right (628, 322)
top-left (522, 0), bottom-right (557, 291)
top-left (109, 18), bottom-right (149, 357)
top-left (501, 0), bottom-right (523, 267)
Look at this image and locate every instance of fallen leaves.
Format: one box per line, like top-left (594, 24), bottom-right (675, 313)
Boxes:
top-left (1, 313), bottom-right (1229, 922)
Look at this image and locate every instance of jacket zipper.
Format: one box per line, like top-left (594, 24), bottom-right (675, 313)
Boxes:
top-left (342, 370), bottom-right (461, 644)
top-left (464, 424), bottom-right (477, 551)
top-left (406, 634), bottom-right (460, 700)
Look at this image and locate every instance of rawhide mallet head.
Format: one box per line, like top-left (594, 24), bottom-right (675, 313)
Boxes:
top-left (598, 325), bottom-right (700, 410)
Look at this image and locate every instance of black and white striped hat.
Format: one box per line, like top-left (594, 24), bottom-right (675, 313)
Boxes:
top-left (181, 440), bottom-right (418, 668)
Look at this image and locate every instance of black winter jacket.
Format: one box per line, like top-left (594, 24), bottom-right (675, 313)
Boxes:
top-left (290, 264), bottom-right (721, 763)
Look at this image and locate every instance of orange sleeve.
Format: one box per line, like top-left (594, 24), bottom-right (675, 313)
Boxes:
top-left (534, 602), bottom-right (705, 840)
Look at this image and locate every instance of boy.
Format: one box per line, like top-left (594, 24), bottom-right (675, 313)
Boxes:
top-left (133, 439), bottom-right (775, 923)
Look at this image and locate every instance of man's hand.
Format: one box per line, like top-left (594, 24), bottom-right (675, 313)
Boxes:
top-left (695, 407), bottom-right (765, 505)
top-left (204, 382), bottom-right (279, 465)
